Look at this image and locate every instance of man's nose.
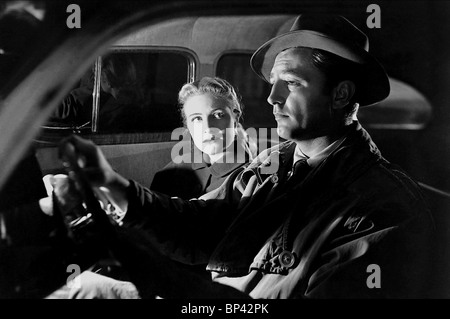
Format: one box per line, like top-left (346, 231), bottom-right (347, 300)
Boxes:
top-left (267, 81), bottom-right (286, 107)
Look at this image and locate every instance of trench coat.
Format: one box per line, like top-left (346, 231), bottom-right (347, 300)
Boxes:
top-left (122, 121), bottom-right (434, 298)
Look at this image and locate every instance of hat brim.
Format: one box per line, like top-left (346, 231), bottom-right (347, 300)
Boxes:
top-left (250, 30), bottom-right (390, 106)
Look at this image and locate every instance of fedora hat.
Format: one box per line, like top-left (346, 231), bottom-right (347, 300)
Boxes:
top-left (250, 14), bottom-right (390, 106)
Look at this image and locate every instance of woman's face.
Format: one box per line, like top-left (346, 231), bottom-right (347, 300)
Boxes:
top-left (183, 93), bottom-right (237, 156)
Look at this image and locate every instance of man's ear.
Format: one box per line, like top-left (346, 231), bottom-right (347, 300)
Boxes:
top-left (332, 81), bottom-right (355, 109)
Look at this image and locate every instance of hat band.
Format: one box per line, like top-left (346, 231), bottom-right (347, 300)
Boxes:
top-left (267, 30), bottom-right (367, 65)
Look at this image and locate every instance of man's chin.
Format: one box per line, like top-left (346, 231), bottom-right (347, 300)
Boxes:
top-left (276, 127), bottom-right (291, 141)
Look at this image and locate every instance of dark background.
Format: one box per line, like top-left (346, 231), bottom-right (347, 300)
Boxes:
top-left (346, 1), bottom-right (450, 193)
top-left (346, 1), bottom-right (450, 296)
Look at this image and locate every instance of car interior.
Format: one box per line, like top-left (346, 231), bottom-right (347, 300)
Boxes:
top-left (1, 0), bottom-right (450, 298)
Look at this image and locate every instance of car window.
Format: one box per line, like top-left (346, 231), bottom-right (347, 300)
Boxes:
top-left (216, 53), bottom-right (275, 130)
top-left (216, 53), bottom-right (280, 152)
top-left (43, 49), bottom-right (193, 135)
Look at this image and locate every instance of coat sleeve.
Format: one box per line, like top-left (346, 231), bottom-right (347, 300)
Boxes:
top-left (121, 175), bottom-right (243, 265)
top-left (51, 89), bottom-right (92, 124)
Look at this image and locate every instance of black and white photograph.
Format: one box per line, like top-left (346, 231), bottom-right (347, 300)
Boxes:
top-left (0, 0), bottom-right (449, 308)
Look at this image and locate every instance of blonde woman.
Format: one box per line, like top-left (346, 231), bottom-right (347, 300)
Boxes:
top-left (151, 76), bottom-right (256, 199)
top-left (54, 77), bottom-right (255, 299)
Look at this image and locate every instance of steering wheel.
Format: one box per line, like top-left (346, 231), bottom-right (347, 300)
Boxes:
top-left (56, 140), bottom-right (118, 249)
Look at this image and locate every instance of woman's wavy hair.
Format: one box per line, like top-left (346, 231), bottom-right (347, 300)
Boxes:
top-left (178, 76), bottom-right (243, 125)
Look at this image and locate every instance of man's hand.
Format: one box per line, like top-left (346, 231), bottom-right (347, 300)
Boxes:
top-left (59, 135), bottom-right (118, 187)
top-left (59, 135), bottom-right (130, 215)
top-left (50, 174), bottom-right (87, 224)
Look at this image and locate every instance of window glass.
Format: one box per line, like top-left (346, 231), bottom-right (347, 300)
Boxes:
top-left (105, 51), bottom-right (188, 133)
top-left (47, 50), bottom-right (190, 134)
top-left (216, 53), bottom-right (275, 130)
top-left (45, 64), bottom-right (95, 130)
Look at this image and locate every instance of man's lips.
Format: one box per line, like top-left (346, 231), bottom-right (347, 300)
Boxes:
top-left (274, 113), bottom-right (289, 121)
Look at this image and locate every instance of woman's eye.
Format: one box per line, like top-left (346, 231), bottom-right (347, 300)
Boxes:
top-left (191, 116), bottom-right (202, 123)
top-left (213, 111), bottom-right (224, 119)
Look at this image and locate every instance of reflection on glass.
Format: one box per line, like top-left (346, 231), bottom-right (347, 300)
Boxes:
top-left (47, 51), bottom-right (189, 133)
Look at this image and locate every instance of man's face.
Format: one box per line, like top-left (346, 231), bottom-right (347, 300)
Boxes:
top-left (267, 48), bottom-right (335, 141)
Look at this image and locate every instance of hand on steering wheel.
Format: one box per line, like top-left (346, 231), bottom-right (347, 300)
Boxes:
top-left (56, 135), bottom-right (119, 244)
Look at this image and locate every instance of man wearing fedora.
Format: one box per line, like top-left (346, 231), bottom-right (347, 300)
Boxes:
top-left (54, 14), bottom-right (434, 298)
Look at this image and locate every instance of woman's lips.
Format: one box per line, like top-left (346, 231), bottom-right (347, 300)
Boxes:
top-left (203, 132), bottom-right (223, 143)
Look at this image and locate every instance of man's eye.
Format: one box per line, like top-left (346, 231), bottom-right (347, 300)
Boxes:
top-left (286, 80), bottom-right (301, 87)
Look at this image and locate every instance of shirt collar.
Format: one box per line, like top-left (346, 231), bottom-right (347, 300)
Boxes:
top-left (293, 134), bottom-right (348, 169)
